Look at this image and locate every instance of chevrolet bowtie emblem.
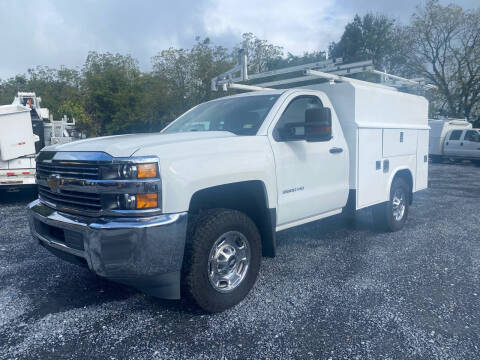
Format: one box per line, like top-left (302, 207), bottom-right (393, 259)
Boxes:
top-left (47, 174), bottom-right (62, 193)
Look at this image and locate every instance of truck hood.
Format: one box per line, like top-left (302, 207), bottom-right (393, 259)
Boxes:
top-left (42, 131), bottom-right (236, 158)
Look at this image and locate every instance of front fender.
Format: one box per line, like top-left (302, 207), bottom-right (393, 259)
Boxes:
top-left (136, 136), bottom-right (277, 214)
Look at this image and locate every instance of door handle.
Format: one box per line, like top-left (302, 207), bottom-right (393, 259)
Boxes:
top-left (329, 147), bottom-right (343, 154)
top-left (460, 142), bottom-right (463, 146)
top-left (446, 141), bottom-right (449, 146)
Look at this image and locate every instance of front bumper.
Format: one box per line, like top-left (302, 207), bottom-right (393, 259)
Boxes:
top-left (27, 199), bottom-right (188, 299)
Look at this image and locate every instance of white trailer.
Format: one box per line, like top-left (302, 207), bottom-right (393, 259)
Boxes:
top-left (1, 93), bottom-right (79, 191)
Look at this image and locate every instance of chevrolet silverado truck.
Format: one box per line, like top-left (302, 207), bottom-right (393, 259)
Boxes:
top-left (28, 80), bottom-right (429, 312)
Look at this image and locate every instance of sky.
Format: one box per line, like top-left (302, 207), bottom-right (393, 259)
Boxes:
top-left (0, 0), bottom-right (477, 79)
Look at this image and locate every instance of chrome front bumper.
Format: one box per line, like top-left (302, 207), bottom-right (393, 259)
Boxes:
top-left (27, 199), bottom-right (188, 299)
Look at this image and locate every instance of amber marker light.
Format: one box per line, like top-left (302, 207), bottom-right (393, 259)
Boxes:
top-left (136, 193), bottom-right (158, 209)
top-left (137, 163), bottom-right (158, 178)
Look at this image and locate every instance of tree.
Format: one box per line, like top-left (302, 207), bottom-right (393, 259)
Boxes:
top-left (0, 75), bottom-right (28, 105)
top-left (329, 13), bottom-right (401, 71)
top-left (82, 52), bottom-right (146, 134)
top-left (268, 51), bottom-right (327, 70)
top-left (152, 37), bottom-right (233, 116)
top-left (237, 33), bottom-right (284, 74)
top-left (0, 67), bottom-right (82, 116)
top-left (57, 100), bottom-right (97, 136)
top-left (404, 0), bottom-right (480, 120)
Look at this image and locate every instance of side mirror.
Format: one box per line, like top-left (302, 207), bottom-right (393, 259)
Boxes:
top-left (305, 108), bottom-right (332, 142)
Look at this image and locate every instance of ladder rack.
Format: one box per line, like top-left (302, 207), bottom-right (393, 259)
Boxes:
top-left (211, 50), bottom-right (436, 93)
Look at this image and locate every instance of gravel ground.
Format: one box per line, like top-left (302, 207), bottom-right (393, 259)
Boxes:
top-left (0, 163), bottom-right (479, 360)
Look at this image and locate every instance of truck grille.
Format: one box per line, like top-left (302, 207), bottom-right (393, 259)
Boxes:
top-left (36, 160), bottom-right (103, 214)
top-left (38, 185), bottom-right (102, 212)
top-left (37, 162), bottom-right (100, 180)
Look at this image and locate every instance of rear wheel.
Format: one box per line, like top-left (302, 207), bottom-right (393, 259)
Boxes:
top-left (373, 177), bottom-right (410, 232)
top-left (182, 209), bottom-right (261, 312)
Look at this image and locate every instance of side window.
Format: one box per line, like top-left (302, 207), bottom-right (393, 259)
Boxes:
top-left (449, 130), bottom-right (463, 141)
top-left (465, 130), bottom-right (480, 142)
top-left (274, 96), bottom-right (323, 140)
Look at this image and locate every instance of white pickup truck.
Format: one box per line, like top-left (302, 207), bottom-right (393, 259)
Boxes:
top-left (28, 80), bottom-right (429, 312)
top-left (429, 119), bottom-right (480, 164)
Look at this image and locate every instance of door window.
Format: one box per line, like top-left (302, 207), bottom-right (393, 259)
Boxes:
top-left (274, 96), bottom-right (323, 141)
top-left (449, 130), bottom-right (463, 140)
top-left (465, 130), bottom-right (480, 142)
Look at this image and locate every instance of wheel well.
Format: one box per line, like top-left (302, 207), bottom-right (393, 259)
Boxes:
top-left (393, 169), bottom-right (413, 204)
top-left (188, 181), bottom-right (276, 257)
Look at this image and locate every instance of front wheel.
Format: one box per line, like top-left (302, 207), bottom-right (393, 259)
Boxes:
top-left (372, 177), bottom-right (410, 232)
top-left (182, 209), bottom-right (261, 312)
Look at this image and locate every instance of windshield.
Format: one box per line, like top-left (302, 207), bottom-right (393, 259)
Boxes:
top-left (162, 94), bottom-right (280, 135)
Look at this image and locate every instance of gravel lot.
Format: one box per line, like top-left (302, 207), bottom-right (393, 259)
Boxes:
top-left (0, 163), bottom-right (479, 359)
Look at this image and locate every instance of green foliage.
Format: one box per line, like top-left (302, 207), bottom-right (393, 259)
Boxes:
top-left (82, 52), bottom-right (144, 135)
top-left (236, 33), bottom-right (284, 73)
top-left (403, 0), bottom-right (480, 121)
top-left (152, 37), bottom-right (234, 116)
top-left (329, 14), bottom-right (401, 72)
top-left (57, 100), bottom-right (97, 136)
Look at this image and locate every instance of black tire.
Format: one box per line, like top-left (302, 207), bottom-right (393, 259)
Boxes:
top-left (472, 160), bottom-right (480, 166)
top-left (372, 177), bottom-right (410, 232)
top-left (182, 209), bottom-right (261, 312)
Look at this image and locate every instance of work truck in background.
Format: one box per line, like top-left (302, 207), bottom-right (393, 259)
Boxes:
top-left (429, 119), bottom-right (480, 164)
top-left (0, 93), bottom-right (77, 191)
top-left (27, 57), bottom-right (429, 312)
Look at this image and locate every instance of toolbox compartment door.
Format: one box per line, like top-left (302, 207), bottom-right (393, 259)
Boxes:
top-left (415, 130), bottom-right (429, 191)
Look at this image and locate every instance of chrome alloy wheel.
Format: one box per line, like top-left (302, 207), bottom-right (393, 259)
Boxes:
top-left (392, 189), bottom-right (406, 221)
top-left (208, 231), bottom-right (251, 293)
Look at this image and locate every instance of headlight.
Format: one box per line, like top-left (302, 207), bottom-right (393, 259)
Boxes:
top-left (98, 159), bottom-right (161, 213)
top-left (100, 163), bottom-right (159, 180)
top-left (118, 163), bottom-right (158, 179)
top-left (120, 164), bottom-right (138, 179)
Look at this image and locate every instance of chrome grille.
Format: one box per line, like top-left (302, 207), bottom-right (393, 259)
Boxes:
top-left (38, 185), bottom-right (102, 212)
top-left (37, 162), bottom-right (100, 180)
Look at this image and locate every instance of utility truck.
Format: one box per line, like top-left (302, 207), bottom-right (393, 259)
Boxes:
top-left (0, 93), bottom-right (77, 191)
top-left (28, 56), bottom-right (430, 312)
top-left (428, 119), bottom-right (479, 164)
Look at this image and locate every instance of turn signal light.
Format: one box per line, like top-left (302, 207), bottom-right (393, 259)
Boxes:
top-left (137, 163), bottom-right (158, 178)
top-left (136, 193), bottom-right (158, 209)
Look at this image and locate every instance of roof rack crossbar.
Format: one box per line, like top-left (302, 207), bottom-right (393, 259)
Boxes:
top-left (369, 70), bottom-right (437, 89)
top-left (229, 83), bottom-right (274, 91)
top-left (211, 52), bottom-right (437, 93)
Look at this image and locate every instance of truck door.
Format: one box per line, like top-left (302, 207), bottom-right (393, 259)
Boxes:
top-left (444, 130), bottom-right (463, 157)
top-left (462, 130), bottom-right (480, 159)
top-left (268, 94), bottom-right (349, 227)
